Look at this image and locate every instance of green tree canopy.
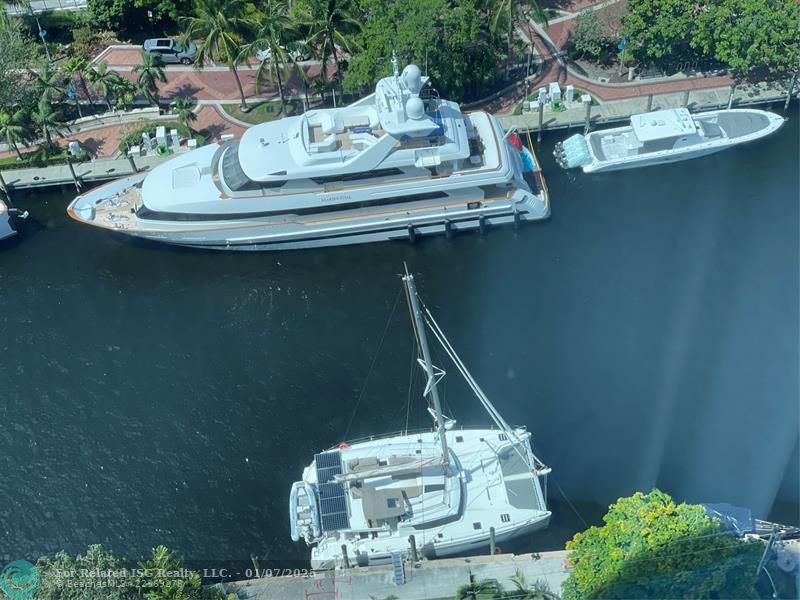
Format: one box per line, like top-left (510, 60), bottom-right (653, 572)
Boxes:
top-left (240, 0), bottom-right (305, 114)
top-left (293, 0), bottom-right (361, 92)
top-left (183, 0), bottom-right (252, 108)
top-left (133, 48), bottom-right (167, 106)
top-left (344, 0), bottom-right (506, 102)
top-left (35, 544), bottom-right (231, 600)
top-left (692, 0), bottom-right (800, 75)
top-left (571, 9), bottom-right (611, 61)
top-left (621, 0), bottom-right (703, 63)
top-left (0, 27), bottom-right (38, 112)
top-left (562, 489), bottom-right (762, 600)
top-left (622, 0), bottom-right (800, 74)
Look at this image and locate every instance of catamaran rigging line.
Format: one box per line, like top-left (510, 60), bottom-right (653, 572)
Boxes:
top-left (401, 276), bottom-right (543, 473)
top-left (421, 304), bottom-right (517, 437)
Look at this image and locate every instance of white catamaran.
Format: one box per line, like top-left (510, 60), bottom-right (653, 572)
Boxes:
top-left (67, 58), bottom-right (549, 251)
top-left (555, 107), bottom-right (784, 173)
top-left (289, 268), bottom-right (552, 569)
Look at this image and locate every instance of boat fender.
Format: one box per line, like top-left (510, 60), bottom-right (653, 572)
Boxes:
top-left (444, 220), bottom-right (453, 239)
top-left (513, 211), bottom-right (521, 230)
top-left (407, 225), bottom-right (416, 244)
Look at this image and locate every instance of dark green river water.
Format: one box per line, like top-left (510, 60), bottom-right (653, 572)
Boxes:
top-left (0, 108), bottom-right (797, 569)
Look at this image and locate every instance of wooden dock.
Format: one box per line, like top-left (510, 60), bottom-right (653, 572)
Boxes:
top-left (213, 550), bottom-right (570, 600)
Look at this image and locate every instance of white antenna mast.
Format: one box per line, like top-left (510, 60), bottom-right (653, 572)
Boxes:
top-left (391, 50), bottom-right (399, 78)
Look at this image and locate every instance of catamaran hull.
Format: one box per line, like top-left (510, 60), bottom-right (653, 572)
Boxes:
top-left (310, 513), bottom-right (551, 570)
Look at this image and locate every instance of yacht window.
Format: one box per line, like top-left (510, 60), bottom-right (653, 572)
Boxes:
top-left (136, 191), bottom-right (449, 222)
top-left (221, 141), bottom-right (286, 192)
top-left (311, 168), bottom-right (403, 185)
top-left (424, 484), bottom-right (445, 493)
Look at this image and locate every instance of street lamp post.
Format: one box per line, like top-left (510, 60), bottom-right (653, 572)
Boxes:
top-left (33, 13), bottom-right (52, 63)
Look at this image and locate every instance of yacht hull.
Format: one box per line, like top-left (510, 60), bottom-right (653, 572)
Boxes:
top-left (67, 173), bottom-right (549, 251)
top-left (583, 145), bottom-right (724, 173)
top-left (555, 108), bottom-right (785, 173)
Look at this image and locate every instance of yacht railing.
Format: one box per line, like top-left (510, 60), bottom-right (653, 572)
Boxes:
top-left (325, 424), bottom-right (520, 451)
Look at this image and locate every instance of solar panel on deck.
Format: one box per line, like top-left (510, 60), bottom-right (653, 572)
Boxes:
top-left (318, 482), bottom-right (350, 532)
top-left (315, 451), bottom-right (343, 483)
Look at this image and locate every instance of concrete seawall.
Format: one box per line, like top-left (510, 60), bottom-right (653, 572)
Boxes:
top-left (216, 551), bottom-right (570, 600)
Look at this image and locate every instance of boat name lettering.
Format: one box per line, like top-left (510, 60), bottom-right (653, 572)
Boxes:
top-left (322, 194), bottom-right (352, 203)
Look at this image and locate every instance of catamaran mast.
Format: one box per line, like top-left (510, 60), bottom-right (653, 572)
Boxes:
top-left (403, 266), bottom-right (450, 475)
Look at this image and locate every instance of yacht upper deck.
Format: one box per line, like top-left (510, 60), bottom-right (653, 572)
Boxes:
top-left (236, 63), bottom-right (472, 183)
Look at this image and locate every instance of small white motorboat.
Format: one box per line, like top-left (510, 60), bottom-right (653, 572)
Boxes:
top-left (0, 198), bottom-right (20, 241)
top-left (555, 107), bottom-right (785, 173)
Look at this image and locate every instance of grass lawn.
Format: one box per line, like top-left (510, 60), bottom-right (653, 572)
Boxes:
top-left (221, 100), bottom-right (299, 125)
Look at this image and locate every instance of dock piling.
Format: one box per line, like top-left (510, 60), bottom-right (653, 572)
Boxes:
top-left (727, 84), bottom-right (737, 110)
top-left (489, 527), bottom-right (496, 556)
top-left (249, 554), bottom-right (261, 577)
top-left (682, 90), bottom-right (690, 107)
top-left (66, 157), bottom-right (82, 192)
top-left (646, 94), bottom-right (653, 112)
top-left (127, 153), bottom-right (138, 174)
top-left (582, 95), bottom-right (592, 134)
top-left (537, 100), bottom-right (544, 143)
top-left (341, 545), bottom-right (351, 569)
top-left (785, 70), bottom-right (798, 111)
top-left (409, 535), bottom-right (419, 562)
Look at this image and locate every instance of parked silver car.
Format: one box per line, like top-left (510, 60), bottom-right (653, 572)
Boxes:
top-left (143, 38), bottom-right (197, 65)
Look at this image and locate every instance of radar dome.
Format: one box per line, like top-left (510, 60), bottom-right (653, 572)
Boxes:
top-left (406, 96), bottom-right (425, 120)
top-left (401, 64), bottom-right (422, 94)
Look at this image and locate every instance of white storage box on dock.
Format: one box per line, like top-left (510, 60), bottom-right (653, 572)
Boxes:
top-left (549, 82), bottom-right (561, 102)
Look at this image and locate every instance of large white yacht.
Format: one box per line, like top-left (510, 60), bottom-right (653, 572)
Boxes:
top-left (290, 267), bottom-right (552, 569)
top-left (67, 60), bottom-right (549, 250)
top-left (555, 107), bottom-right (784, 173)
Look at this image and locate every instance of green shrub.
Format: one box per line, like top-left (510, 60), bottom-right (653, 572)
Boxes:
top-left (117, 120), bottom-right (206, 154)
top-left (563, 489), bottom-right (762, 600)
top-left (22, 11), bottom-right (90, 45)
top-left (0, 146), bottom-right (90, 170)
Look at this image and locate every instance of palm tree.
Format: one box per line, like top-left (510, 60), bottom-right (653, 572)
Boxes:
top-left (29, 59), bottom-right (65, 104)
top-left (88, 61), bottom-right (122, 112)
top-left (171, 96), bottom-right (197, 129)
top-left (60, 56), bottom-right (93, 117)
top-left (489, 0), bottom-right (547, 81)
top-left (240, 0), bottom-right (305, 115)
top-left (294, 0), bottom-right (360, 96)
top-left (183, 0), bottom-right (252, 110)
top-left (132, 49), bottom-right (167, 107)
top-left (456, 573), bottom-right (502, 600)
top-left (31, 96), bottom-right (68, 147)
top-left (112, 78), bottom-right (138, 111)
top-left (504, 570), bottom-right (560, 599)
top-left (0, 109), bottom-right (30, 160)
